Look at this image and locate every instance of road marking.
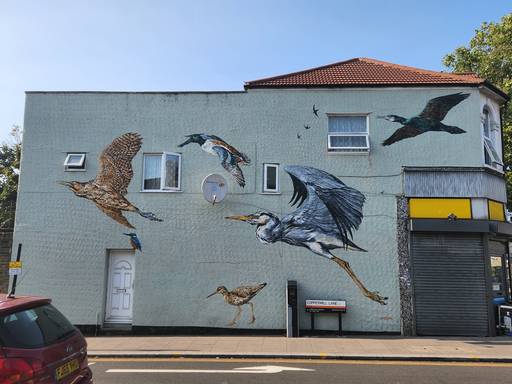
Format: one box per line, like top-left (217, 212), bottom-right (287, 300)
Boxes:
top-left (91, 357), bottom-right (512, 368)
top-left (107, 365), bottom-right (314, 374)
top-left (88, 362), bottom-right (96, 366)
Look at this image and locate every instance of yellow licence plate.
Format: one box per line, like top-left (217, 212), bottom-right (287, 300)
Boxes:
top-left (56, 359), bottom-right (79, 380)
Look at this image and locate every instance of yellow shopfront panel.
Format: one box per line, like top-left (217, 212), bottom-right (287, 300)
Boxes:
top-left (409, 198), bottom-right (472, 219)
top-left (488, 200), bottom-right (505, 222)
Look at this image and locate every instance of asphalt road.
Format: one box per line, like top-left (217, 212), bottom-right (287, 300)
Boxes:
top-left (89, 358), bottom-right (512, 384)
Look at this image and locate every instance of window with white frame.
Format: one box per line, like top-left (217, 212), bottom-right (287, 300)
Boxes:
top-left (327, 115), bottom-right (369, 152)
top-left (64, 153), bottom-right (86, 171)
top-left (142, 152), bottom-right (181, 191)
top-left (263, 163), bottom-right (279, 193)
top-left (482, 107), bottom-right (503, 170)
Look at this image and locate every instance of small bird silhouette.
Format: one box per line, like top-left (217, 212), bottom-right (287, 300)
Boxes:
top-left (59, 133), bottom-right (163, 228)
top-left (226, 166), bottom-right (387, 305)
top-left (297, 132), bottom-right (302, 139)
top-left (379, 93), bottom-right (469, 146)
top-left (304, 125), bottom-right (311, 130)
top-left (123, 232), bottom-right (142, 252)
top-left (207, 283), bottom-right (267, 326)
top-left (178, 134), bottom-right (250, 188)
top-left (313, 104), bottom-right (319, 117)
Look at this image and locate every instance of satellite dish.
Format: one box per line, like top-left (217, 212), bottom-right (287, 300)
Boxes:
top-left (201, 174), bottom-right (228, 205)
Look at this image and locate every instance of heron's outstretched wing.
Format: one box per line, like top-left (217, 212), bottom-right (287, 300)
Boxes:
top-left (212, 146), bottom-right (246, 187)
top-left (285, 166), bottom-right (365, 247)
top-left (94, 133), bottom-right (143, 195)
top-left (95, 204), bottom-right (135, 229)
top-left (382, 125), bottom-right (423, 146)
top-left (419, 93), bottom-right (470, 122)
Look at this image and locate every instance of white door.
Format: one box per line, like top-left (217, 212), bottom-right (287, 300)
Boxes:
top-left (105, 250), bottom-right (135, 323)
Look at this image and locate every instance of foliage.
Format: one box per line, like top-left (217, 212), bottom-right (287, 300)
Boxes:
top-left (443, 13), bottom-right (512, 209)
top-left (0, 126), bottom-right (22, 228)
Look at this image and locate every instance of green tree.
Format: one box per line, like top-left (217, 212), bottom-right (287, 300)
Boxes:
top-left (0, 126), bottom-right (22, 228)
top-left (443, 13), bottom-right (512, 210)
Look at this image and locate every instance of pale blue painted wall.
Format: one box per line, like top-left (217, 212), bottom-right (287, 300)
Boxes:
top-left (14, 87), bottom-right (484, 332)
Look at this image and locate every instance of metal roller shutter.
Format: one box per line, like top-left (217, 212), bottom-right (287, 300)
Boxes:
top-left (411, 233), bottom-right (489, 336)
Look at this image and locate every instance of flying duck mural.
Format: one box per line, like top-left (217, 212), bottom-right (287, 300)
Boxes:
top-left (59, 132), bottom-right (163, 228)
top-left (378, 92), bottom-right (469, 146)
top-left (226, 165), bottom-right (387, 305)
top-left (178, 134), bottom-right (251, 188)
top-left (207, 283), bottom-right (267, 326)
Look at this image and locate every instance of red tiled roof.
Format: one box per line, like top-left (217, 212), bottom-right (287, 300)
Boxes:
top-left (244, 58), bottom-right (501, 92)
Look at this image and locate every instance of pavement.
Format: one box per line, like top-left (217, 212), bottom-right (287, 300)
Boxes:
top-left (86, 335), bottom-right (512, 362)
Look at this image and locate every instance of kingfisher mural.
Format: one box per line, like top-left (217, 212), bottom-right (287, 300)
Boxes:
top-left (178, 134), bottom-right (251, 188)
top-left (207, 283), bottom-right (267, 326)
top-left (123, 232), bottom-right (142, 252)
top-left (59, 132), bottom-right (163, 228)
top-left (226, 165), bottom-right (387, 305)
top-left (378, 92), bottom-right (469, 146)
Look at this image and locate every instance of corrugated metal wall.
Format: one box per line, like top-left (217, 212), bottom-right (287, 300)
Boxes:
top-left (411, 233), bottom-right (490, 336)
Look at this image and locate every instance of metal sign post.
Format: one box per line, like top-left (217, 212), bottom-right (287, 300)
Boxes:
top-left (8, 244), bottom-right (22, 298)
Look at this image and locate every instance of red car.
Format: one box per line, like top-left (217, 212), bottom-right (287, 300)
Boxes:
top-left (0, 294), bottom-right (92, 383)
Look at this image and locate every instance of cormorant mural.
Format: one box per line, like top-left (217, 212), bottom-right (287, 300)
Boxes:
top-left (226, 165), bottom-right (387, 305)
top-left (178, 134), bottom-right (251, 188)
top-left (379, 92), bottom-right (469, 146)
top-left (59, 132), bottom-right (163, 229)
top-left (124, 232), bottom-right (142, 252)
top-left (207, 283), bottom-right (267, 326)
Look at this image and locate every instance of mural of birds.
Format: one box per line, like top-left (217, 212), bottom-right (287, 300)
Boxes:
top-left (226, 166), bottom-right (387, 305)
top-left (123, 232), bottom-right (142, 252)
top-left (58, 133), bottom-right (163, 229)
top-left (304, 125), bottom-right (311, 130)
top-left (178, 133), bottom-right (250, 188)
top-left (313, 104), bottom-right (319, 117)
top-left (378, 92), bottom-right (470, 146)
top-left (207, 283), bottom-right (267, 326)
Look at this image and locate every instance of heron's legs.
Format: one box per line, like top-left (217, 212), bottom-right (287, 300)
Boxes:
top-left (248, 302), bottom-right (256, 324)
top-left (228, 306), bottom-right (243, 326)
top-left (331, 256), bottom-right (388, 305)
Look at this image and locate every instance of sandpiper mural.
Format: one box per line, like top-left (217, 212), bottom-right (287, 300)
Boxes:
top-left (207, 283), bottom-right (267, 326)
top-left (226, 165), bottom-right (387, 305)
top-left (178, 134), bottom-right (251, 188)
top-left (59, 132), bottom-right (163, 228)
top-left (379, 92), bottom-right (470, 146)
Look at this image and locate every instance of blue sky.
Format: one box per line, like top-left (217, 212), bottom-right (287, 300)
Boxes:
top-left (0, 1), bottom-right (509, 143)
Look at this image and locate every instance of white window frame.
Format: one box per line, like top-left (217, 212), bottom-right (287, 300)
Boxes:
top-left (142, 152), bottom-right (182, 192)
top-left (262, 163), bottom-right (280, 194)
top-left (481, 106), bottom-right (503, 170)
top-left (64, 153), bottom-right (86, 171)
top-left (327, 114), bottom-right (370, 153)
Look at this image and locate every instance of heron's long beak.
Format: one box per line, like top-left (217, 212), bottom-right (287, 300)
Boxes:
top-left (57, 181), bottom-right (72, 187)
top-left (177, 136), bottom-right (193, 148)
top-left (225, 215), bottom-right (252, 222)
top-left (206, 291), bottom-right (217, 298)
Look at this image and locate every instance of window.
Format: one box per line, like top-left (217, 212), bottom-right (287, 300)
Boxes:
top-left (482, 107), bottom-right (503, 169)
top-left (328, 115), bottom-right (369, 152)
top-left (0, 304), bottom-right (76, 349)
top-left (142, 152), bottom-right (181, 191)
top-left (63, 153), bottom-right (86, 171)
top-left (263, 163), bottom-right (279, 193)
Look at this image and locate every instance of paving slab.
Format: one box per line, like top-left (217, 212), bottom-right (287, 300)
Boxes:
top-left (86, 335), bottom-right (512, 362)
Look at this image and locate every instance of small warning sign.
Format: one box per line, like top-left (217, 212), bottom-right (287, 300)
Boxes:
top-left (8, 261), bottom-right (22, 276)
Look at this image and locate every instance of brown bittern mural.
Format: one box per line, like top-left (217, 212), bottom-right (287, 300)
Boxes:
top-left (207, 283), bottom-right (267, 326)
top-left (226, 165), bottom-right (387, 305)
top-left (378, 92), bottom-right (469, 146)
top-left (59, 132), bottom-right (163, 228)
top-left (178, 134), bottom-right (250, 188)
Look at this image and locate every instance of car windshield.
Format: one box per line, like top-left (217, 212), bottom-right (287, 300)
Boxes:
top-left (0, 304), bottom-right (76, 348)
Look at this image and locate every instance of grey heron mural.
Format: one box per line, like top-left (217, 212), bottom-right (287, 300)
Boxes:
top-left (207, 283), bottom-right (267, 326)
top-left (226, 165), bottom-right (387, 305)
top-left (59, 132), bottom-right (163, 228)
top-left (379, 92), bottom-right (469, 146)
top-left (178, 134), bottom-right (251, 188)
